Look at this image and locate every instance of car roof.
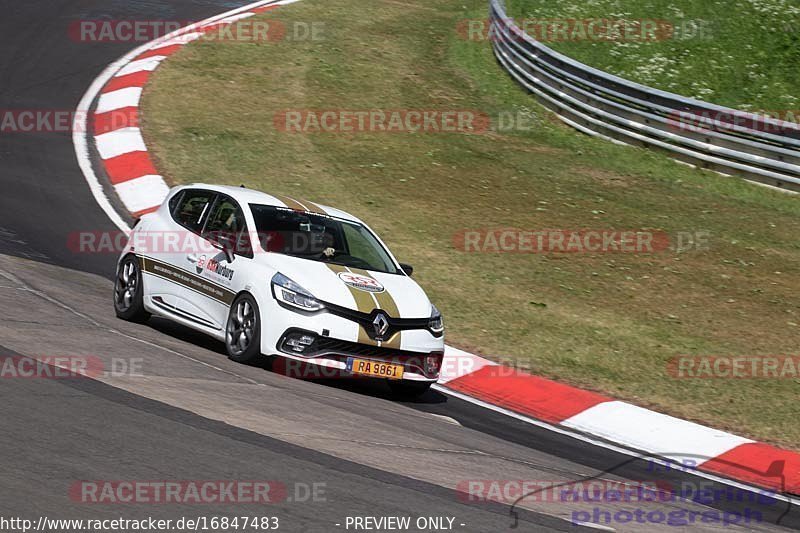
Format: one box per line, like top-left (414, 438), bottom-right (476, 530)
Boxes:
top-left (179, 183), bottom-right (361, 223)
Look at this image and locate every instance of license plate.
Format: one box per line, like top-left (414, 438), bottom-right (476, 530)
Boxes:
top-left (346, 357), bottom-right (404, 380)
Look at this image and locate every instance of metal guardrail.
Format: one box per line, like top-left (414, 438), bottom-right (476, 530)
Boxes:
top-left (490, 0), bottom-right (800, 191)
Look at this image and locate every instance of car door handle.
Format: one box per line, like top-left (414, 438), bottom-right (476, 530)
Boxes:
top-left (187, 254), bottom-right (198, 263)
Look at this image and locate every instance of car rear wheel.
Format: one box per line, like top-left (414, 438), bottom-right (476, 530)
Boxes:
top-left (226, 293), bottom-right (262, 364)
top-left (114, 255), bottom-right (150, 322)
top-left (388, 380), bottom-right (432, 399)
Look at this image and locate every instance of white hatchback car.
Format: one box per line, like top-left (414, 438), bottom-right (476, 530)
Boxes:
top-left (114, 184), bottom-right (444, 396)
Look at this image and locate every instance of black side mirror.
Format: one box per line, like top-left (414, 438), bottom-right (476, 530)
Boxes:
top-left (211, 232), bottom-right (236, 263)
top-left (221, 244), bottom-right (235, 264)
top-left (399, 263), bottom-right (414, 276)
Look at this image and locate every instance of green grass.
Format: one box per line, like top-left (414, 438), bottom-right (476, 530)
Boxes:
top-left (507, 0), bottom-right (800, 111)
top-left (141, 0), bottom-right (800, 449)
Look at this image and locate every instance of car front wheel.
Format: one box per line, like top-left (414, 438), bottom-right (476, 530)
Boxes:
top-left (226, 293), bottom-right (262, 364)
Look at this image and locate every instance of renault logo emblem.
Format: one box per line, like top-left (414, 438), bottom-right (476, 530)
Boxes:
top-left (372, 313), bottom-right (389, 338)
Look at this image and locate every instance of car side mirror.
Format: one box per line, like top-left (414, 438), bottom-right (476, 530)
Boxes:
top-left (221, 244), bottom-right (235, 264)
top-left (399, 263), bottom-right (414, 276)
top-left (211, 233), bottom-right (236, 263)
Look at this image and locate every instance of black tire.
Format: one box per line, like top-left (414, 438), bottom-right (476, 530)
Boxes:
top-left (113, 255), bottom-right (150, 323)
top-left (225, 293), bottom-right (262, 364)
top-left (388, 380), bottom-right (432, 399)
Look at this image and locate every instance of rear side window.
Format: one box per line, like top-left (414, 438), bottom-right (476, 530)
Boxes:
top-left (168, 190), bottom-right (184, 214)
top-left (173, 190), bottom-right (215, 233)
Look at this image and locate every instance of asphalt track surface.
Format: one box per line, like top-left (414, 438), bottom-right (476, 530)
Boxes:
top-left (0, 1), bottom-right (798, 532)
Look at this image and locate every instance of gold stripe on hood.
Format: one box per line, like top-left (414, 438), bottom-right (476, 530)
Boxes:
top-left (348, 268), bottom-right (402, 350)
top-left (325, 263), bottom-right (378, 346)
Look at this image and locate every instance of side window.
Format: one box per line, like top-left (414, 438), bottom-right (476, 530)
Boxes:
top-left (203, 196), bottom-right (253, 258)
top-left (173, 190), bottom-right (215, 233)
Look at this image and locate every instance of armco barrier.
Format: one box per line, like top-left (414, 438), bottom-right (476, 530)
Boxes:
top-left (489, 0), bottom-right (800, 192)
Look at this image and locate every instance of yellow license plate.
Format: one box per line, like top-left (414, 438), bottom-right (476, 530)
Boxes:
top-left (346, 358), bottom-right (404, 380)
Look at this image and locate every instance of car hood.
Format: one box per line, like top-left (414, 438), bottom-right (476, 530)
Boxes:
top-left (260, 254), bottom-right (433, 318)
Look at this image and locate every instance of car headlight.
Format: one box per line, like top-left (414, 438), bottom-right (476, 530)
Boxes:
top-left (429, 304), bottom-right (444, 335)
top-left (271, 273), bottom-right (325, 312)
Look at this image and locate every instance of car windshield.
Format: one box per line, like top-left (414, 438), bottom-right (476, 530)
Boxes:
top-left (249, 204), bottom-right (400, 274)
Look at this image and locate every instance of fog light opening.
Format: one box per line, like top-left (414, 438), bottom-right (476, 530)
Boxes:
top-left (424, 354), bottom-right (442, 376)
top-left (285, 333), bottom-right (316, 353)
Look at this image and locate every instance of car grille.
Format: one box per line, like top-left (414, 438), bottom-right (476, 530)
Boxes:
top-left (311, 337), bottom-right (427, 359)
top-left (323, 302), bottom-right (439, 340)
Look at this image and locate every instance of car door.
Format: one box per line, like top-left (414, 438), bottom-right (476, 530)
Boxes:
top-left (142, 188), bottom-right (223, 330)
top-left (193, 194), bottom-right (253, 328)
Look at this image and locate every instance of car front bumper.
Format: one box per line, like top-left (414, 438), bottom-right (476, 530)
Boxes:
top-left (274, 328), bottom-right (443, 382)
top-left (261, 287), bottom-right (445, 383)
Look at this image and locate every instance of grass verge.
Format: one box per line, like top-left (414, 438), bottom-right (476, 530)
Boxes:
top-left (141, 0), bottom-right (800, 449)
